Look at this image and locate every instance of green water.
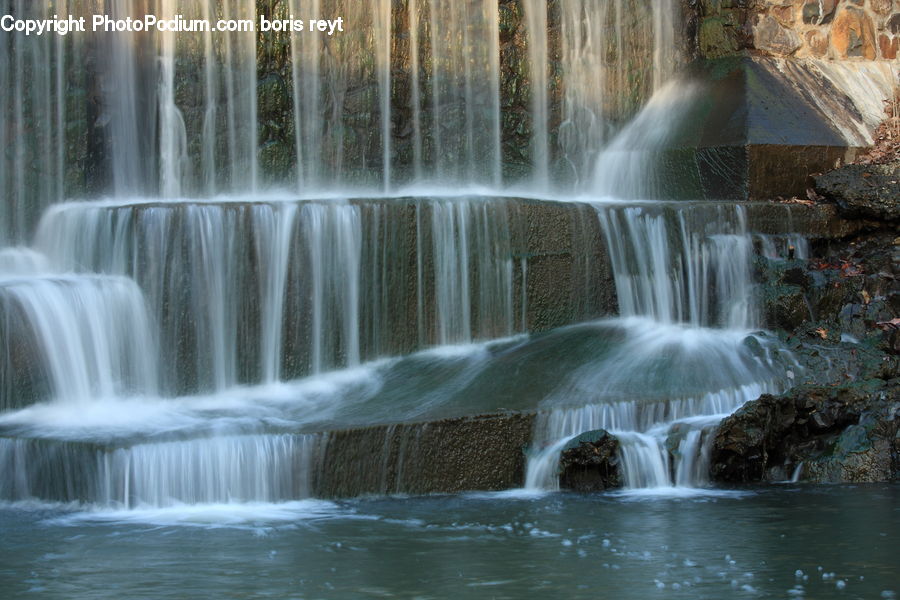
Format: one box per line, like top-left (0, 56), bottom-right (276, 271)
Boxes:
top-left (1, 486), bottom-right (897, 599)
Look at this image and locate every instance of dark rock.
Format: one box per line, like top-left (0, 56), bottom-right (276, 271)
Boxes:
top-left (802, 0), bottom-right (837, 25)
top-left (756, 226), bottom-right (899, 360)
top-left (814, 162), bottom-right (900, 222)
top-left (558, 429), bottom-right (622, 492)
top-left (755, 256), bottom-right (813, 330)
top-left (763, 284), bottom-right (811, 331)
top-left (711, 382), bottom-right (899, 483)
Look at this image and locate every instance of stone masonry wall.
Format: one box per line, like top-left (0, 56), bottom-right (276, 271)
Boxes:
top-left (697, 0), bottom-right (899, 61)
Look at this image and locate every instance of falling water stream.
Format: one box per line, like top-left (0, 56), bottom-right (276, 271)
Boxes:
top-left (3, 4), bottom-right (895, 598)
top-left (0, 0), bottom-right (816, 550)
top-left (523, 202), bottom-right (794, 492)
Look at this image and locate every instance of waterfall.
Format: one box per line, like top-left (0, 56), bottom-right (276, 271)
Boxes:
top-left (255, 204), bottom-right (299, 383)
top-left (557, 0), bottom-right (679, 186)
top-left (28, 197), bottom-right (520, 396)
top-left (0, 273), bottom-right (158, 410)
top-left (0, 0), bottom-right (711, 508)
top-left (0, 0), bottom-right (70, 243)
top-left (597, 204), bottom-right (755, 329)
top-left (430, 200), bottom-right (515, 345)
top-left (0, 0), bottom-right (684, 241)
top-left (523, 0), bottom-right (550, 189)
top-left (592, 80), bottom-right (702, 199)
top-left (0, 434), bottom-right (322, 507)
top-left (526, 203), bottom-right (792, 492)
top-left (157, 2), bottom-right (180, 197)
top-left (374, 0), bottom-right (392, 191)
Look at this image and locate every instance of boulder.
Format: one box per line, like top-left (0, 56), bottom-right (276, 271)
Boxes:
top-left (710, 382), bottom-right (899, 484)
top-left (814, 162), bottom-right (900, 222)
top-left (558, 429), bottom-right (622, 492)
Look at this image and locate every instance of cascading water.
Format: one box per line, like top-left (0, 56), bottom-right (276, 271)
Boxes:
top-left (557, 0), bottom-right (679, 185)
top-left (0, 0), bottom-right (681, 242)
top-left (0, 253), bottom-right (158, 410)
top-left (525, 202), bottom-right (795, 491)
top-left (0, 1), bottom-right (71, 243)
top-left (29, 197), bottom-right (521, 398)
top-left (0, 0), bottom-right (723, 510)
top-left (0, 434), bottom-right (322, 507)
top-left (592, 79), bottom-right (702, 200)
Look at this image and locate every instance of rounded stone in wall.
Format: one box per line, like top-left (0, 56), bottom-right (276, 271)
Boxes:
top-left (889, 13), bottom-right (900, 35)
top-left (805, 30), bottom-right (830, 57)
top-left (830, 7), bottom-right (878, 59)
top-left (802, 0), bottom-right (837, 25)
top-left (754, 14), bottom-right (802, 56)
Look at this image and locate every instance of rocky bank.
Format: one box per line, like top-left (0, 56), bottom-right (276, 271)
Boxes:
top-left (710, 125), bottom-right (899, 484)
top-left (560, 106), bottom-right (899, 490)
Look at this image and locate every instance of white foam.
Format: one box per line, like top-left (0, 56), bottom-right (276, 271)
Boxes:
top-left (47, 499), bottom-right (349, 529)
top-left (606, 487), bottom-right (754, 501)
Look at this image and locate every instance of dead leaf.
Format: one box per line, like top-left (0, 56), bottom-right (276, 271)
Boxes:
top-left (839, 260), bottom-right (863, 277)
top-left (805, 188), bottom-right (824, 202)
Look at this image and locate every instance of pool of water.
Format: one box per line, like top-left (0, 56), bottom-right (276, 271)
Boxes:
top-left (2, 485), bottom-right (897, 599)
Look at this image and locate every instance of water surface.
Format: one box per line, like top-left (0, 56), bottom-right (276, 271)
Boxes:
top-left (2, 486), bottom-right (897, 599)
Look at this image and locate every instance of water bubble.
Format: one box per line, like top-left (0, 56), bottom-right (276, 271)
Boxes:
top-left (654, 580), bottom-right (665, 589)
top-left (836, 580), bottom-right (846, 590)
top-left (795, 570), bottom-right (804, 579)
